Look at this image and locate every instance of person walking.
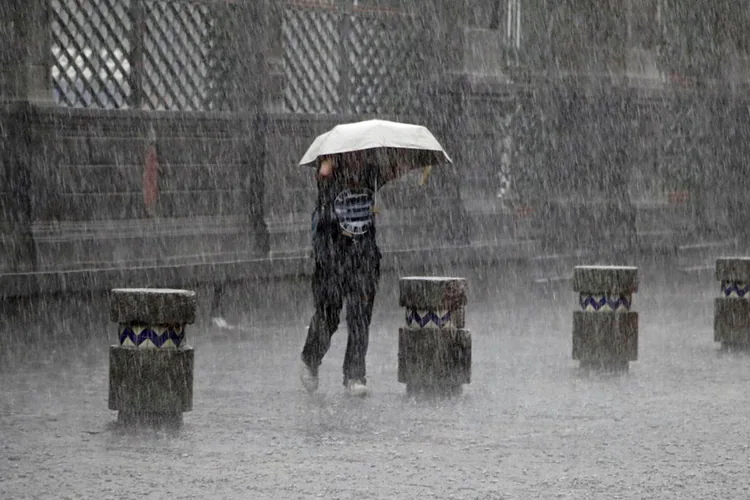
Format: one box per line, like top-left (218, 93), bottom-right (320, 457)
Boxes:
top-left (299, 153), bottom-right (384, 397)
top-left (295, 120), bottom-right (452, 396)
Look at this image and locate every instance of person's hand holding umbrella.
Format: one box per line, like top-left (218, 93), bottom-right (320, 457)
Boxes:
top-left (318, 156), bottom-right (335, 178)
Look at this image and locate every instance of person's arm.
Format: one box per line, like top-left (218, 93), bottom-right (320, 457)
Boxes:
top-left (381, 159), bottom-right (427, 186)
top-left (419, 166), bottom-right (433, 186)
top-left (314, 157), bottom-right (336, 230)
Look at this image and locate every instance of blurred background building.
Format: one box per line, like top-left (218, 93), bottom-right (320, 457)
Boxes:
top-left (1, 0), bottom-right (748, 287)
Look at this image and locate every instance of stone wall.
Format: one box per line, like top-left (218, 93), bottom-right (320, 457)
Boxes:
top-left (4, 82), bottom-right (749, 279)
top-left (4, 106), bottom-right (268, 272)
top-left (5, 0), bottom-right (750, 289)
top-left (435, 81), bottom-right (750, 256)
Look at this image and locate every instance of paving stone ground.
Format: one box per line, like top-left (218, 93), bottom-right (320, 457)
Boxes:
top-left (1, 262), bottom-right (748, 499)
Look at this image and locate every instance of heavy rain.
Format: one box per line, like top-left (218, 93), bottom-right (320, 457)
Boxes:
top-left (2, 0), bottom-right (750, 498)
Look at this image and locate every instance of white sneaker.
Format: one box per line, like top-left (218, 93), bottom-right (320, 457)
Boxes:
top-left (345, 379), bottom-right (368, 397)
top-left (299, 360), bottom-right (318, 393)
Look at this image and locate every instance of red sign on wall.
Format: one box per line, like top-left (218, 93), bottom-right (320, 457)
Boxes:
top-left (667, 190), bottom-right (690, 205)
top-left (515, 205), bottom-right (536, 218)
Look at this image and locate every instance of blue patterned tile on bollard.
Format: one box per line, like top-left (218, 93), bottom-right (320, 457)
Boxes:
top-left (118, 325), bottom-right (186, 349)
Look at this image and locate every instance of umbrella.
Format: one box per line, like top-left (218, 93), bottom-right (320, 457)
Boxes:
top-left (298, 119), bottom-right (452, 185)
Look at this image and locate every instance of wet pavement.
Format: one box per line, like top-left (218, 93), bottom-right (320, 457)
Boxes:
top-left (2, 262), bottom-right (750, 499)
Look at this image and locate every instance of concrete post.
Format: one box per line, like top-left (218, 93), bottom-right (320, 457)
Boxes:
top-left (714, 258), bottom-right (750, 350)
top-left (572, 266), bottom-right (639, 371)
top-left (398, 277), bottom-right (471, 396)
top-left (108, 288), bottom-right (196, 427)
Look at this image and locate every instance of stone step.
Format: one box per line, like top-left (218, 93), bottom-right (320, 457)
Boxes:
top-left (636, 230), bottom-right (680, 253)
top-left (33, 215), bottom-right (253, 238)
top-left (31, 216), bottom-right (266, 271)
top-left (527, 251), bottom-right (595, 285)
top-left (676, 239), bottom-right (739, 274)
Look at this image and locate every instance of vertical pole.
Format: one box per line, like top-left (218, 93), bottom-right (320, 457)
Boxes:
top-left (338, 0), bottom-right (352, 114)
top-left (128, 0), bottom-right (145, 109)
top-left (2, 0), bottom-right (54, 104)
top-left (4, 106), bottom-right (38, 272)
top-left (216, 0), bottom-right (269, 254)
top-left (0, 1), bottom-right (18, 100)
top-left (515, 0), bottom-right (521, 49)
top-left (427, 0), bottom-right (470, 246)
top-left (1, 0), bottom-right (49, 272)
top-left (23, 0), bottom-right (54, 104)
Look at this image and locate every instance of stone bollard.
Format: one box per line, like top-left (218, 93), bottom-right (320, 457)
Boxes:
top-left (398, 277), bottom-right (471, 396)
top-left (109, 288), bottom-right (196, 427)
top-left (714, 258), bottom-right (750, 350)
top-left (572, 266), bottom-right (639, 371)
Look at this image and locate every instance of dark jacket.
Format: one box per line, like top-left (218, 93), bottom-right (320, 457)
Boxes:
top-left (311, 162), bottom-right (383, 264)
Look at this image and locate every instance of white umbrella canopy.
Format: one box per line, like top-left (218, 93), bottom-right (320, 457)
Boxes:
top-left (298, 119), bottom-right (452, 167)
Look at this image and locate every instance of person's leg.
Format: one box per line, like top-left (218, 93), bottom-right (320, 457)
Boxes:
top-left (301, 263), bottom-right (343, 373)
top-left (342, 256), bottom-right (380, 385)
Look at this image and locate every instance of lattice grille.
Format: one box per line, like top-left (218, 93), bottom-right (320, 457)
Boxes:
top-left (51, 0), bottom-right (133, 108)
top-left (282, 6), bottom-right (421, 115)
top-left (142, 1), bottom-right (215, 111)
top-left (345, 12), bottom-right (421, 115)
top-left (51, 0), bottom-right (231, 111)
top-left (282, 6), bottom-right (341, 114)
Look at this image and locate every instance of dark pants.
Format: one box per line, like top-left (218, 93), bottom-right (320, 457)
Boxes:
top-left (301, 239), bottom-right (380, 385)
